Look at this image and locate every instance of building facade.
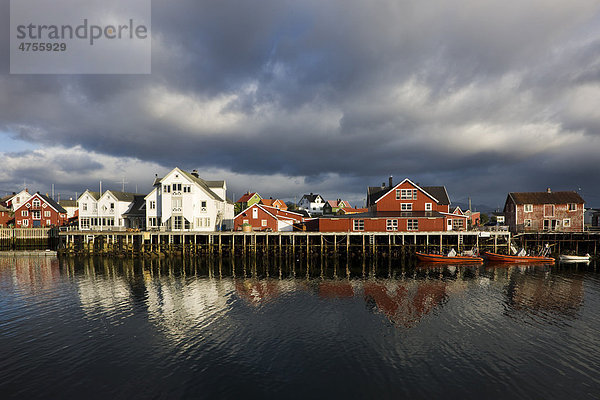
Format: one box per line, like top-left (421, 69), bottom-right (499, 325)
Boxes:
top-left (234, 204), bottom-right (304, 231)
top-left (503, 189), bottom-right (585, 232)
top-left (147, 168), bottom-right (234, 231)
top-left (14, 193), bottom-right (68, 228)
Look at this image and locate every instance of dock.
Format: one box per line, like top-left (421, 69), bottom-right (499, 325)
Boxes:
top-left (56, 230), bottom-right (512, 257)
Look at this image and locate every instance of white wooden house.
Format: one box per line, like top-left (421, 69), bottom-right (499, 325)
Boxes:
top-left (298, 193), bottom-right (326, 215)
top-left (146, 168), bottom-right (234, 231)
top-left (78, 190), bottom-right (137, 231)
top-left (7, 189), bottom-right (32, 212)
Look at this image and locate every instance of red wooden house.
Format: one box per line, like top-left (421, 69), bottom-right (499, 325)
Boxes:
top-left (306, 178), bottom-right (468, 232)
top-left (14, 193), bottom-right (68, 228)
top-left (503, 188), bottom-right (585, 233)
top-left (259, 198), bottom-right (288, 210)
top-left (234, 204), bottom-right (305, 231)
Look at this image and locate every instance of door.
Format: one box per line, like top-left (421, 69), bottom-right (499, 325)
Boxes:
top-left (447, 219), bottom-right (453, 231)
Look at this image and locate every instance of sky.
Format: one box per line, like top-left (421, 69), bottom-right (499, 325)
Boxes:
top-left (1, 0), bottom-right (600, 210)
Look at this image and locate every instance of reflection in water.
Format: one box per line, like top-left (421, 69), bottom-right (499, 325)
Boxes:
top-left (0, 255), bottom-right (598, 399)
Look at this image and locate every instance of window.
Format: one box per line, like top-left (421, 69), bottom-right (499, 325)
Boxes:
top-left (21, 210), bottom-right (28, 217)
top-left (524, 204), bottom-right (533, 213)
top-left (395, 190), bottom-right (401, 200)
top-left (386, 219), bottom-right (398, 231)
top-left (81, 218), bottom-right (90, 229)
top-left (32, 210), bottom-right (41, 220)
top-left (353, 219), bottom-right (364, 231)
top-left (150, 201), bottom-right (156, 209)
top-left (183, 185), bottom-right (191, 193)
top-left (252, 208), bottom-right (258, 219)
top-left (22, 219), bottom-right (28, 227)
top-left (425, 203), bottom-right (432, 211)
top-left (201, 201), bottom-right (207, 208)
top-left (172, 198), bottom-right (182, 211)
top-left (173, 183), bottom-right (182, 192)
top-left (568, 203), bottom-right (577, 212)
top-left (173, 216), bottom-right (182, 230)
top-left (524, 219), bottom-right (532, 227)
top-left (163, 185), bottom-right (171, 193)
top-left (563, 219), bottom-right (571, 227)
top-left (110, 203), bottom-right (114, 209)
top-left (82, 203), bottom-right (87, 211)
top-left (544, 204), bottom-right (555, 217)
top-left (407, 219), bottom-right (418, 231)
top-left (401, 203), bottom-right (412, 211)
top-left (32, 199), bottom-right (40, 207)
top-left (46, 220), bottom-right (51, 225)
top-left (262, 219), bottom-right (267, 227)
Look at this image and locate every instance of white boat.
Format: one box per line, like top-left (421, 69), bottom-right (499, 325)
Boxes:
top-left (559, 254), bottom-right (591, 263)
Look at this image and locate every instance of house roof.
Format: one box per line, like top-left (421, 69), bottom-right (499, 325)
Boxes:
top-left (28, 193), bottom-right (67, 214)
top-left (122, 195), bottom-right (147, 217)
top-left (260, 198), bottom-right (285, 207)
top-left (0, 204), bottom-right (12, 213)
top-left (106, 191), bottom-right (137, 202)
top-left (301, 194), bottom-right (322, 202)
top-left (508, 191), bottom-right (585, 205)
top-left (237, 192), bottom-right (259, 203)
top-left (154, 168), bottom-right (225, 202)
top-left (421, 186), bottom-right (450, 205)
top-left (58, 200), bottom-right (77, 208)
top-left (79, 190), bottom-right (101, 201)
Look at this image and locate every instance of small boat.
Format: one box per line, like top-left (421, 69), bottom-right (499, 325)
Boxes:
top-left (415, 252), bottom-right (483, 264)
top-left (559, 254), bottom-right (590, 263)
top-left (484, 251), bottom-right (555, 263)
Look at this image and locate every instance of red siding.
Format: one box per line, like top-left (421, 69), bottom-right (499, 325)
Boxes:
top-left (234, 204), bottom-right (303, 231)
top-left (311, 216), bottom-right (448, 232)
top-left (0, 211), bottom-right (14, 227)
top-left (14, 195), bottom-right (68, 228)
top-left (375, 181), bottom-right (448, 213)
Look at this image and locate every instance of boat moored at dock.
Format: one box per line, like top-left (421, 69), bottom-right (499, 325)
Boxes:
top-left (415, 252), bottom-right (483, 264)
top-left (484, 251), bottom-right (555, 263)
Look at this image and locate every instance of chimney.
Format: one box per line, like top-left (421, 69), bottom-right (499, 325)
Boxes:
top-left (191, 169), bottom-right (199, 178)
top-left (381, 182), bottom-right (386, 189)
top-left (389, 176), bottom-right (393, 188)
top-left (547, 187), bottom-right (551, 193)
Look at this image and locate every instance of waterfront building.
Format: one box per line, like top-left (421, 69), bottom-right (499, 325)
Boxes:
top-left (503, 188), bottom-right (585, 233)
top-left (146, 167), bottom-right (234, 232)
top-left (0, 204), bottom-right (14, 227)
top-left (4, 189), bottom-right (32, 212)
top-left (322, 199), bottom-right (351, 215)
top-left (305, 177), bottom-right (468, 232)
top-left (236, 192), bottom-right (262, 214)
top-left (234, 203), bottom-right (305, 231)
top-left (14, 192), bottom-right (68, 227)
top-left (57, 199), bottom-right (78, 219)
top-left (78, 190), bottom-right (137, 231)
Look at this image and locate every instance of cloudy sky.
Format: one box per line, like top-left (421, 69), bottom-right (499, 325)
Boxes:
top-left (1, 0), bottom-right (600, 210)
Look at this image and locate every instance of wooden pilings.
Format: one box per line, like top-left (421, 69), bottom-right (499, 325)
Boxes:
top-left (55, 230), bottom-right (520, 258)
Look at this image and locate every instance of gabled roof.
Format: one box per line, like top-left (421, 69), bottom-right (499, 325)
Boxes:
top-left (508, 191), bottom-right (585, 205)
top-left (122, 195), bottom-right (147, 217)
top-left (58, 200), bottom-right (77, 208)
top-left (235, 203), bottom-right (304, 222)
top-left (452, 206), bottom-right (464, 215)
top-left (300, 193), bottom-right (323, 202)
top-left (0, 204), bottom-right (12, 213)
top-left (78, 190), bottom-right (101, 201)
top-left (103, 190), bottom-right (137, 202)
top-left (154, 168), bottom-right (225, 202)
top-left (237, 192), bottom-right (259, 203)
top-left (19, 193), bottom-right (67, 214)
top-left (422, 186), bottom-right (450, 205)
top-left (374, 178), bottom-right (441, 204)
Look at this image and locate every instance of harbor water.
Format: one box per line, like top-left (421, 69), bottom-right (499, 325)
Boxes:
top-left (1, 255), bottom-right (599, 399)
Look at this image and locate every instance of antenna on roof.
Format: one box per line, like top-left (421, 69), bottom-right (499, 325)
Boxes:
top-left (116, 177), bottom-right (129, 192)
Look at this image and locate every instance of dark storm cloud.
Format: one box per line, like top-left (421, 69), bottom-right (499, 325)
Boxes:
top-left (1, 0), bottom-right (600, 207)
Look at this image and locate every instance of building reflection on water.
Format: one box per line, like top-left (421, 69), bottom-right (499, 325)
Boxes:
top-left (0, 255), bottom-right (589, 329)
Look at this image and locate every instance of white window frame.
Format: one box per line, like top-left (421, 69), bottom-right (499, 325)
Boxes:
top-left (386, 219), bottom-right (398, 231)
top-left (568, 203), bottom-right (577, 212)
top-left (22, 219), bottom-right (29, 227)
top-left (407, 219), bottom-right (418, 231)
top-left (353, 219), bottom-right (364, 231)
top-left (524, 204), bottom-right (533, 213)
top-left (563, 218), bottom-right (571, 228)
top-left (524, 219), bottom-right (532, 227)
top-left (252, 208), bottom-right (258, 219)
top-left (261, 219), bottom-right (267, 227)
top-left (32, 199), bottom-right (41, 207)
top-left (425, 203), bottom-right (432, 211)
top-left (32, 210), bottom-right (41, 220)
top-left (21, 210), bottom-right (28, 217)
top-left (401, 203), bottom-right (412, 211)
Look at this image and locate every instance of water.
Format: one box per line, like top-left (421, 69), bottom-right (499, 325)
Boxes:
top-left (1, 255), bottom-right (599, 399)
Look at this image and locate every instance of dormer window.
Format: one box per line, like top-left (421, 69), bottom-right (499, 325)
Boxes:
top-left (32, 199), bottom-right (40, 207)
